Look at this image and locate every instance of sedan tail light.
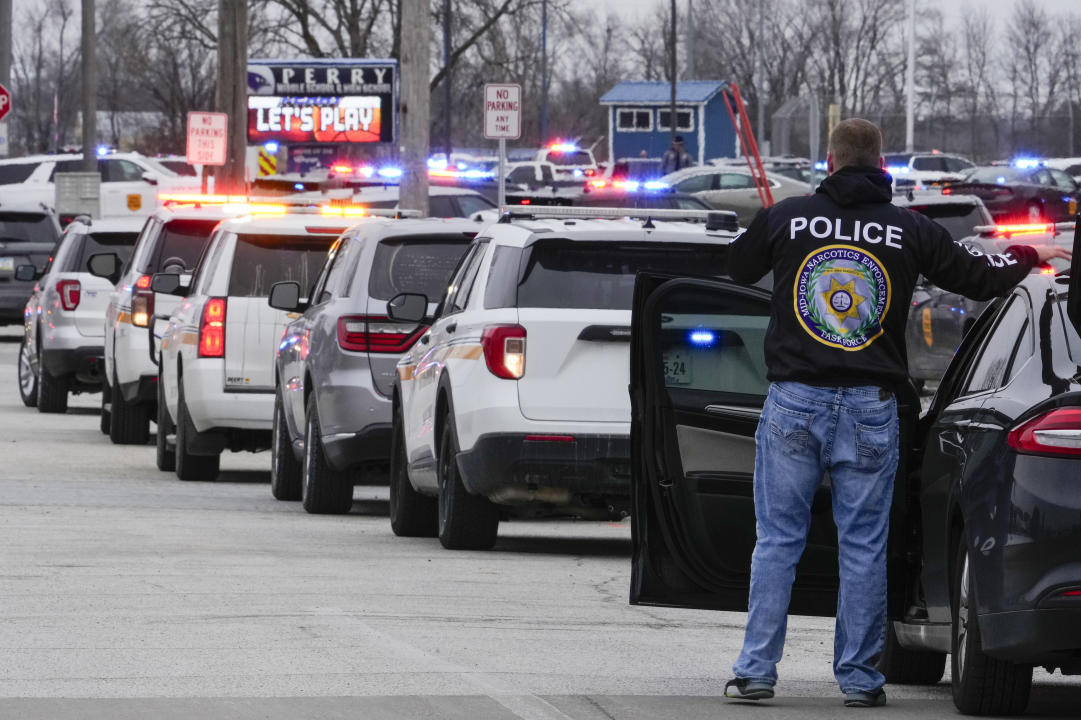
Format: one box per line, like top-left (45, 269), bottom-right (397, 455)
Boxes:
top-left (481, 324), bottom-right (526, 379)
top-left (131, 274), bottom-right (153, 327)
top-left (56, 279), bottom-right (81, 311)
top-left (1008, 408), bottom-right (1081, 457)
top-left (337, 315), bottom-right (426, 353)
top-left (198, 297), bottom-right (227, 358)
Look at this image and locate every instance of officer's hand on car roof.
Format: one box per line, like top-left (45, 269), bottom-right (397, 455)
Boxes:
top-left (1035, 245), bottom-right (1072, 263)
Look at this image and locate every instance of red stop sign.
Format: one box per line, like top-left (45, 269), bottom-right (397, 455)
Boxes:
top-left (0, 84), bottom-right (10, 122)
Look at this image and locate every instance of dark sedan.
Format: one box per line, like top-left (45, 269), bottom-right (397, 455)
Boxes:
top-left (629, 237), bottom-right (1081, 714)
top-left (945, 165), bottom-right (1080, 223)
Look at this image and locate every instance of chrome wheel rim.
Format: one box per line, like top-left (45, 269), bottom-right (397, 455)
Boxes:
top-left (957, 552), bottom-right (971, 680)
top-left (19, 343), bottom-right (36, 397)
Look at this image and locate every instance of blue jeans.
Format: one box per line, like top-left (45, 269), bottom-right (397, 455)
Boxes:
top-left (732, 381), bottom-right (898, 693)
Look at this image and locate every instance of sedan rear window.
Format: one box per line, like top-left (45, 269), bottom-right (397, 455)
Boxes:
top-left (516, 240), bottom-right (727, 310)
top-left (229, 234), bottom-right (334, 297)
top-left (368, 238), bottom-right (472, 300)
top-left (0, 212), bottom-right (59, 244)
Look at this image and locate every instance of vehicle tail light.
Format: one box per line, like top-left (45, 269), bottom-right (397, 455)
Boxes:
top-left (56, 279), bottom-right (81, 311)
top-left (994, 223), bottom-right (1054, 237)
top-left (1061, 590), bottom-right (1081, 597)
top-left (131, 274), bottom-right (153, 327)
top-left (1038, 265), bottom-right (1056, 275)
top-left (337, 315), bottom-right (426, 353)
top-left (481, 325), bottom-right (526, 379)
top-left (1008, 408), bottom-right (1081, 457)
top-left (198, 297), bottom-right (227, 358)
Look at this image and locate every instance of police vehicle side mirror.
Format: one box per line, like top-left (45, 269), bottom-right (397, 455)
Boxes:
top-left (268, 281), bottom-right (305, 312)
top-left (141, 172), bottom-right (158, 186)
top-left (14, 264), bottom-right (40, 282)
top-left (151, 273), bottom-right (186, 296)
top-left (87, 252), bottom-right (121, 284)
top-left (387, 292), bottom-right (428, 324)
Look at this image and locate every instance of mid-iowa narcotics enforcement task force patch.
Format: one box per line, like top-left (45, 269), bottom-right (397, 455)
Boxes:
top-left (794, 245), bottom-right (892, 351)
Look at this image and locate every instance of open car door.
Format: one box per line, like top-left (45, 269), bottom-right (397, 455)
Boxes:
top-left (629, 273), bottom-right (916, 618)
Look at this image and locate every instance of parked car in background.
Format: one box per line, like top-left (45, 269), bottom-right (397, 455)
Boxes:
top-left (268, 217), bottom-right (475, 513)
top-left (96, 202), bottom-right (243, 444)
top-left (1045, 157), bottom-right (1081, 184)
top-left (893, 191), bottom-right (993, 241)
top-left (17, 216), bottom-right (142, 412)
top-left (389, 206), bottom-right (741, 550)
top-left (532, 143), bottom-right (599, 179)
top-left (629, 254), bottom-right (1081, 715)
top-left (350, 185), bottom-right (497, 218)
top-left (661, 165), bottom-right (808, 224)
top-left (155, 211), bottom-right (339, 480)
top-left (0, 200), bottom-right (62, 327)
top-left (906, 221), bottom-right (1073, 386)
top-left (0, 152), bottom-right (200, 221)
top-left (602, 157), bottom-right (665, 184)
top-left (884, 151), bottom-right (975, 190)
top-left (945, 164), bottom-right (1080, 223)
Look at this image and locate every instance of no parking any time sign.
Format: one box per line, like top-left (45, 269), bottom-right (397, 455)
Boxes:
top-left (484, 84), bottom-right (521, 140)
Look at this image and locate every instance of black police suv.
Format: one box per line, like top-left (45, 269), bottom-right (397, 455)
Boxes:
top-left (946, 165), bottom-right (1080, 224)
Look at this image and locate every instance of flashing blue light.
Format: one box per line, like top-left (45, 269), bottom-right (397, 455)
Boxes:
top-left (643, 180), bottom-right (669, 191)
top-left (96, 144), bottom-right (109, 157)
top-left (689, 330), bottom-right (716, 346)
top-left (996, 176), bottom-right (1007, 184)
top-left (461, 169), bottom-right (494, 180)
top-left (263, 141), bottom-right (280, 153)
top-left (572, 168), bottom-right (584, 177)
top-left (886, 165), bottom-right (909, 175)
top-left (1012, 157), bottom-right (1044, 169)
top-left (377, 167), bottom-right (403, 179)
top-left (427, 157), bottom-right (447, 169)
top-left (294, 183), bottom-right (305, 190)
top-left (623, 180), bottom-right (640, 191)
top-left (814, 161), bottom-right (828, 171)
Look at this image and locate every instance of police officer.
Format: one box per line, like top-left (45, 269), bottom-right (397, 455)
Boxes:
top-left (721, 118), bottom-right (1071, 707)
top-left (660, 135), bottom-right (692, 174)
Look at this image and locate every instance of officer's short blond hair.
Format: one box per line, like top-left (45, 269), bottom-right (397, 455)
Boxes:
top-left (829, 118), bottom-right (883, 169)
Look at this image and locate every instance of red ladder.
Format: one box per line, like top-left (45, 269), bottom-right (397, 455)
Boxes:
top-left (719, 82), bottom-right (775, 208)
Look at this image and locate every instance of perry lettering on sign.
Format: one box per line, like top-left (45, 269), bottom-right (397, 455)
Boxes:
top-left (246, 59), bottom-right (398, 144)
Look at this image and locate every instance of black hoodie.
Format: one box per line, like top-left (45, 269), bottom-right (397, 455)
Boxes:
top-left (727, 166), bottom-right (1038, 391)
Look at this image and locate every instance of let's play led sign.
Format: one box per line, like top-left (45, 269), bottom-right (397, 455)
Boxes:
top-left (246, 59), bottom-right (397, 144)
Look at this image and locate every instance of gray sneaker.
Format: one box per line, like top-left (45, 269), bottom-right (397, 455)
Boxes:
top-left (843, 687), bottom-right (887, 707)
top-left (724, 678), bottom-right (775, 701)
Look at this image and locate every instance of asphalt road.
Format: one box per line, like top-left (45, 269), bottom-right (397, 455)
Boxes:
top-left (0, 327), bottom-right (1078, 719)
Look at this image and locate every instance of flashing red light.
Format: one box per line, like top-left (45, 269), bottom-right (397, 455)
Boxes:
top-left (942, 187), bottom-right (952, 195)
top-left (57, 279), bottom-right (81, 311)
top-left (1008, 407), bottom-right (1081, 457)
top-left (135, 274), bottom-right (152, 289)
top-left (520, 198), bottom-right (531, 205)
top-left (331, 164), bottom-right (354, 174)
top-left (994, 223), bottom-right (1054, 236)
top-left (1039, 265), bottom-right (1056, 275)
top-left (198, 297), bottom-right (227, 358)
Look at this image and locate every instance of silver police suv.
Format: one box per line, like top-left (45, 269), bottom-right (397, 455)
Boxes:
top-left (268, 217), bottom-right (475, 513)
top-left (1, 199), bottom-right (61, 327)
top-left (17, 216), bottom-right (142, 412)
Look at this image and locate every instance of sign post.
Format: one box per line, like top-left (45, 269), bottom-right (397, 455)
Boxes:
top-left (186, 111), bottom-right (228, 193)
top-left (484, 83), bottom-right (521, 210)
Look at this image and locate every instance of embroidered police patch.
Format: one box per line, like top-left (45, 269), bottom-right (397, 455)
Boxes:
top-left (793, 245), bottom-right (891, 351)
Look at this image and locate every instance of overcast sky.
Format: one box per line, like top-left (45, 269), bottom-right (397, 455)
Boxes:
top-left (602, 0), bottom-right (1076, 25)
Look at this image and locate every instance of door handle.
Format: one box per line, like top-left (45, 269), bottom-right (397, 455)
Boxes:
top-left (445, 322), bottom-right (457, 334)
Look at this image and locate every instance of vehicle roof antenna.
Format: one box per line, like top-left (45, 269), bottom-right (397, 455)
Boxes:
top-left (642, 216), bottom-right (655, 229)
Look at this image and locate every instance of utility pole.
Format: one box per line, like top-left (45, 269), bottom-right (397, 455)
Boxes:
top-left (216, 0), bottom-right (247, 193)
top-left (399, 0), bottom-right (430, 215)
top-left (904, 0), bottom-right (915, 152)
top-left (755, 0), bottom-right (765, 154)
top-left (0, 0), bottom-right (12, 156)
top-left (442, 0), bottom-right (452, 161)
top-left (668, 0), bottom-right (677, 146)
top-left (540, 0), bottom-right (548, 144)
top-left (685, 0), bottom-right (695, 79)
top-left (81, 0), bottom-right (96, 171)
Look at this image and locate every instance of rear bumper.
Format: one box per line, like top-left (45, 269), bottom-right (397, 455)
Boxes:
top-left (41, 346), bottom-right (104, 385)
top-left (980, 608), bottom-right (1081, 662)
top-left (455, 432), bottom-right (631, 511)
top-left (184, 363), bottom-right (274, 432)
top-left (322, 423), bottom-right (393, 473)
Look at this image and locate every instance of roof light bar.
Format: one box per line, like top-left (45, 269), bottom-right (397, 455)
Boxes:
top-left (974, 222), bottom-right (1073, 237)
top-left (498, 204), bottom-right (739, 231)
top-left (549, 142), bottom-right (578, 153)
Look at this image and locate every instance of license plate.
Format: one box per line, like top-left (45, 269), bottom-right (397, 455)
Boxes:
top-left (663, 350), bottom-right (692, 385)
top-left (0, 257), bottom-right (12, 272)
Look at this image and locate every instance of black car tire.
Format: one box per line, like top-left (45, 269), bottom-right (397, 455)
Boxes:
top-left (389, 404), bottom-right (437, 537)
top-left (100, 380), bottom-right (111, 434)
top-left (876, 621), bottom-right (946, 685)
top-left (437, 412), bottom-right (499, 550)
top-left (174, 380), bottom-right (220, 481)
top-left (951, 540), bottom-right (1032, 715)
top-left (155, 375), bottom-right (176, 472)
top-left (271, 388), bottom-right (302, 501)
top-left (18, 339), bottom-right (38, 408)
top-left (37, 349), bottom-right (68, 414)
top-left (301, 395), bottom-right (353, 514)
top-left (109, 376), bottom-right (149, 445)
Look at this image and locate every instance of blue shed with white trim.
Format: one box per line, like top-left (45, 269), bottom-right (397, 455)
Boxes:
top-left (599, 81), bottom-right (737, 164)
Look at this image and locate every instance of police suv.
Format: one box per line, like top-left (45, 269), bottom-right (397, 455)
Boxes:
top-left (387, 206), bottom-right (741, 550)
top-left (155, 208), bottom-right (339, 480)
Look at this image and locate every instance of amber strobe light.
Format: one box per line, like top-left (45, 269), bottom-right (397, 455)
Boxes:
top-left (198, 297), bottom-right (227, 358)
top-left (131, 274), bottom-right (153, 327)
